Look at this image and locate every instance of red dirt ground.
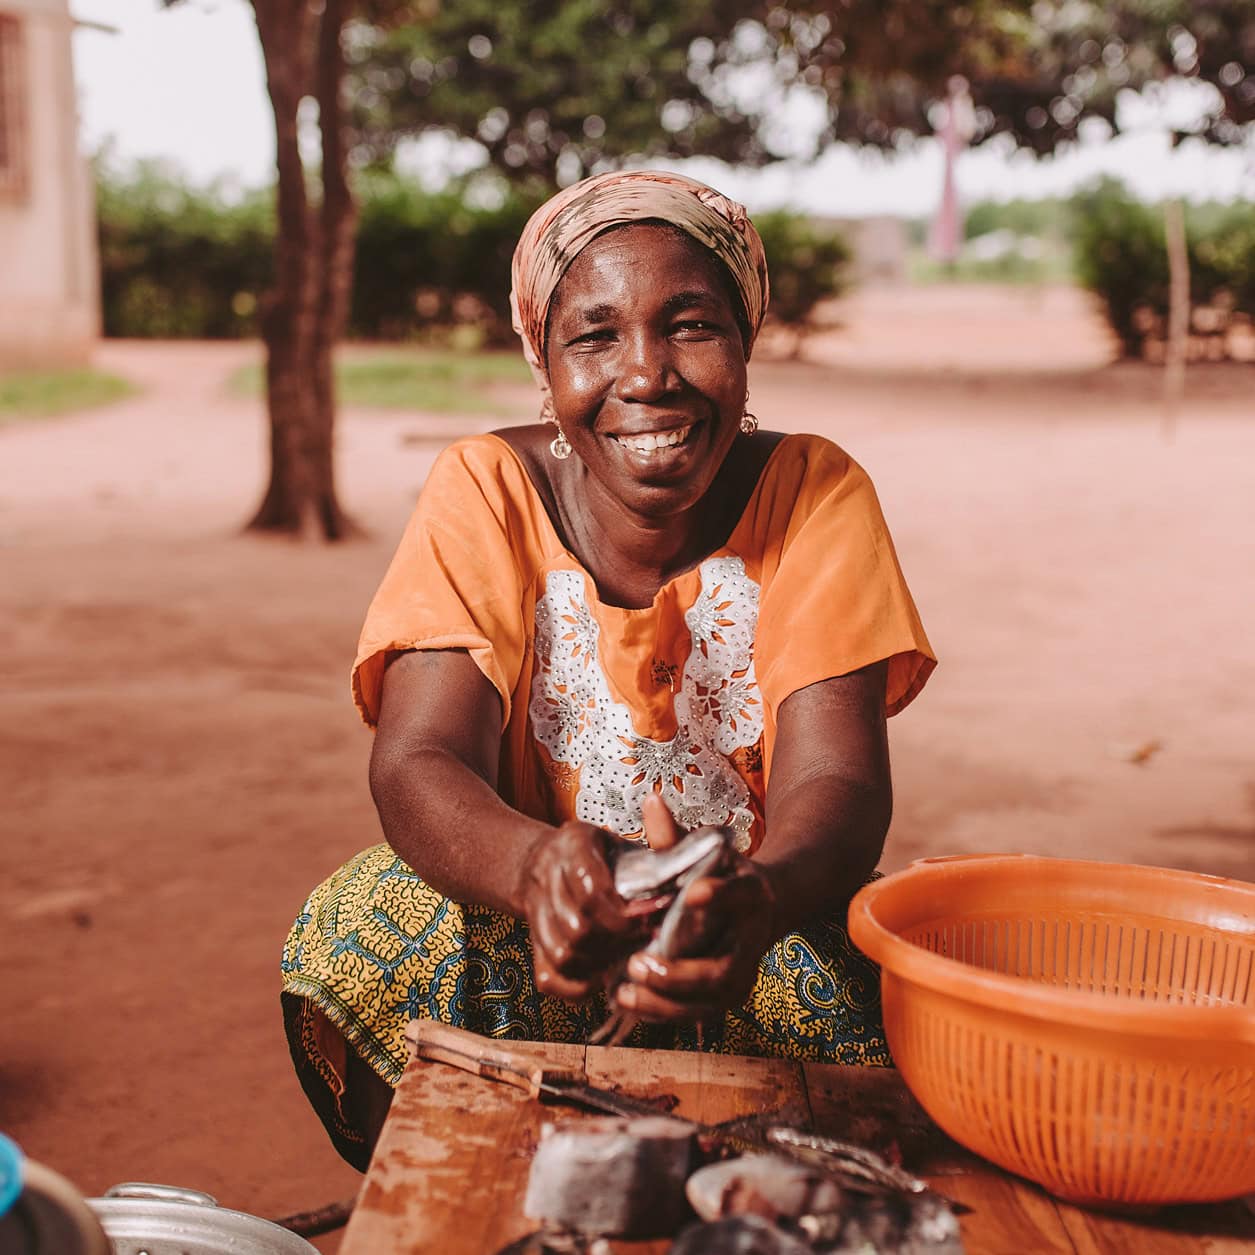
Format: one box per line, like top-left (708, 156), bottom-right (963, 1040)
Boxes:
top-left (2, 284), bottom-right (1252, 1249)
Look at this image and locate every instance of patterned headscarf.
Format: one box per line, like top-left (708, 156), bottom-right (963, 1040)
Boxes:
top-left (510, 170), bottom-right (770, 403)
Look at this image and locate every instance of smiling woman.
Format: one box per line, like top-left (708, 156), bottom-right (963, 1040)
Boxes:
top-left (280, 171), bottom-right (937, 1172)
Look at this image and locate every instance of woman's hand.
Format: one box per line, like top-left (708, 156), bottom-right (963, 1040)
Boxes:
top-left (519, 822), bottom-right (645, 1000)
top-left (614, 850), bottom-right (778, 1024)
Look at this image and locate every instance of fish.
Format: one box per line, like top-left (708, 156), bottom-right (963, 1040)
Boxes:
top-left (612, 826), bottom-right (731, 901)
top-left (592, 827), bottom-right (735, 1046)
top-left (686, 1154), bottom-right (846, 1225)
top-left (761, 1128), bottom-right (965, 1253)
top-left (763, 1127), bottom-right (934, 1198)
top-left (669, 1215), bottom-right (814, 1254)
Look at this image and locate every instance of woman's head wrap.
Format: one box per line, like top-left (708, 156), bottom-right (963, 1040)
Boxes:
top-left (510, 170), bottom-right (770, 400)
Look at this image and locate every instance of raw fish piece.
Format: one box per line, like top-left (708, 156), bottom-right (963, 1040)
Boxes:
top-left (670, 1215), bottom-right (813, 1255)
top-left (523, 1116), bottom-right (695, 1238)
top-left (686, 1155), bottom-right (844, 1225)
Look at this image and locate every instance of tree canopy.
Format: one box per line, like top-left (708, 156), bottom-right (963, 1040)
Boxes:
top-left (346, 0), bottom-right (1255, 185)
top-left (344, 0), bottom-right (768, 186)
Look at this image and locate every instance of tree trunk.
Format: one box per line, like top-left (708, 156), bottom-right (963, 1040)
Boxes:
top-left (310, 0), bottom-right (361, 539)
top-left (248, 0), bottom-right (358, 540)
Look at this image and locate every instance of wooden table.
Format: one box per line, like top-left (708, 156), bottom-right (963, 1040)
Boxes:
top-left (342, 1041), bottom-right (1255, 1254)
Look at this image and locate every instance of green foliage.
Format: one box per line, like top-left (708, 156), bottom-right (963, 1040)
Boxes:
top-left (963, 198), bottom-right (1071, 241)
top-left (96, 161), bottom-right (273, 338)
top-left (898, 197), bottom-right (1074, 286)
top-left (347, 0), bottom-right (1252, 188)
top-left (349, 176), bottom-right (543, 343)
top-left (907, 245), bottom-right (1074, 286)
top-left (1070, 178), bottom-right (1255, 357)
top-left (0, 367), bottom-right (135, 421)
top-left (778, 0), bottom-right (1254, 156)
top-left (97, 166), bottom-right (849, 342)
top-left (346, 1), bottom-right (765, 185)
top-left (227, 349), bottom-right (531, 413)
top-left (753, 212), bottom-right (851, 329)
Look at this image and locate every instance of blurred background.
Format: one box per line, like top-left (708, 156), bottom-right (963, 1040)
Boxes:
top-left (1, 0), bottom-right (1252, 1248)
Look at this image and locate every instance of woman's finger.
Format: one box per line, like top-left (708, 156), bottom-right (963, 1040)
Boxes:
top-left (533, 953), bottom-right (597, 1001)
top-left (684, 870), bottom-right (765, 911)
top-left (642, 791), bottom-right (682, 851)
top-left (614, 979), bottom-right (720, 1024)
top-left (560, 860), bottom-right (632, 937)
top-left (626, 951), bottom-right (738, 998)
top-left (533, 894), bottom-right (595, 977)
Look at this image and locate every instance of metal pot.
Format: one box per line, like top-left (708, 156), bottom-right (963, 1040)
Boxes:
top-left (87, 1183), bottom-right (318, 1255)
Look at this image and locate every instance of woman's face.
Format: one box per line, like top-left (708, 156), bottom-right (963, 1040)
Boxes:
top-left (544, 224), bottom-right (749, 520)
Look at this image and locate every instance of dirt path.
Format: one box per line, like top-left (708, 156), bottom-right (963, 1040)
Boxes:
top-left (2, 285), bottom-right (1252, 1247)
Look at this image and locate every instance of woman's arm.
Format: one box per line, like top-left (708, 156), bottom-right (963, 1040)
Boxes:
top-left (616, 659), bottom-right (892, 1022)
top-left (369, 648), bottom-right (644, 998)
top-left (756, 657), bottom-right (893, 932)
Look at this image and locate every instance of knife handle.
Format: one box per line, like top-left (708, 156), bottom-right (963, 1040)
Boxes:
top-left (406, 1021), bottom-right (586, 1097)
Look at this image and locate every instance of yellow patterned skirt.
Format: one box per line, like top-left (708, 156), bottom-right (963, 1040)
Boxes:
top-left (281, 845), bottom-right (887, 1162)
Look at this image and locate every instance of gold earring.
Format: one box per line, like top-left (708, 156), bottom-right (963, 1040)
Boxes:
top-left (549, 429), bottom-right (572, 460)
top-left (741, 389), bottom-right (759, 435)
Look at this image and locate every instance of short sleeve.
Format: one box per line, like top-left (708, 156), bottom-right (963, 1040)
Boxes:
top-left (754, 440), bottom-right (936, 719)
top-left (351, 440), bottom-right (529, 727)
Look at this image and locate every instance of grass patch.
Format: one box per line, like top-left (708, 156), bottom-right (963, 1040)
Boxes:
top-left (0, 367), bottom-right (135, 421)
top-left (228, 348), bottom-right (533, 414)
top-left (907, 243), bottom-right (1076, 286)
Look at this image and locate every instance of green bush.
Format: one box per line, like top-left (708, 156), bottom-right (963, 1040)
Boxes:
top-left (349, 176), bottom-right (542, 344)
top-left (753, 211), bottom-right (851, 335)
top-left (96, 167), bottom-right (851, 344)
top-left (1070, 178), bottom-right (1255, 359)
top-left (97, 162), bottom-right (273, 338)
top-left (964, 197), bottom-right (1071, 242)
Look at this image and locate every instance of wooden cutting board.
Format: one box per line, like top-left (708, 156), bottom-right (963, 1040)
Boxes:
top-left (343, 1043), bottom-right (1255, 1254)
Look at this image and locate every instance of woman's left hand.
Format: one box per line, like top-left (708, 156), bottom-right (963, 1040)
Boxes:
top-left (612, 857), bottom-right (777, 1023)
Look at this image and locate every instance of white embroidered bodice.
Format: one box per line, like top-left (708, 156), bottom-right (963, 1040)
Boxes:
top-left (528, 556), bottom-right (764, 847)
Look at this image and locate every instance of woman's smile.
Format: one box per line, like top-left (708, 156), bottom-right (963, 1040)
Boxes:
top-left (606, 419), bottom-right (705, 476)
top-left (610, 421), bottom-right (697, 454)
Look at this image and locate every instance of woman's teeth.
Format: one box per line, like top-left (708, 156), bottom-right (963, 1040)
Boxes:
top-left (615, 425), bottom-right (694, 453)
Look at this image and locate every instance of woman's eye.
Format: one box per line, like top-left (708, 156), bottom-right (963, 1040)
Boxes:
top-left (567, 328), bottom-right (614, 347)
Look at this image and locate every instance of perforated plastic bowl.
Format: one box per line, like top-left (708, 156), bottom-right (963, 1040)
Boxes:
top-left (848, 854), bottom-right (1255, 1207)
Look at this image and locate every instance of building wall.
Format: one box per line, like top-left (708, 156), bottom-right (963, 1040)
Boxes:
top-left (0, 0), bottom-right (99, 368)
top-left (813, 215), bottom-right (910, 285)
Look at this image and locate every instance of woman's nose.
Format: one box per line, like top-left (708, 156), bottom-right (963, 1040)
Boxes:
top-left (616, 333), bottom-right (677, 400)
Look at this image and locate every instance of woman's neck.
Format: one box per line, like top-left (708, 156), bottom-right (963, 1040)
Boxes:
top-left (493, 425), bottom-right (783, 610)
top-left (550, 432), bottom-right (781, 609)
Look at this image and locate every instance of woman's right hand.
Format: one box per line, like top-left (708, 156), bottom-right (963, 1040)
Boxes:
top-left (518, 822), bottom-right (643, 1000)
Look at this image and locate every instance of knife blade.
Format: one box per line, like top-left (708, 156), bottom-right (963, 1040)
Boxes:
top-left (404, 1021), bottom-right (675, 1120)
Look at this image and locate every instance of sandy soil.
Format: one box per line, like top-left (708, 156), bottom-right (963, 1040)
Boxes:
top-left (2, 284), bottom-right (1252, 1247)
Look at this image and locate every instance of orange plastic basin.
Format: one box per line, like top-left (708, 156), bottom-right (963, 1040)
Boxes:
top-left (848, 854), bottom-right (1255, 1207)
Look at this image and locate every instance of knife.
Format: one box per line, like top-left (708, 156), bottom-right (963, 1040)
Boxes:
top-left (405, 1021), bottom-right (674, 1120)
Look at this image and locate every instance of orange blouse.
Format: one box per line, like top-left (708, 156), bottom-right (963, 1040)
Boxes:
top-left (352, 433), bottom-right (935, 855)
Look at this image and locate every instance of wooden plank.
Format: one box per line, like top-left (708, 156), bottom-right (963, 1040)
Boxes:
top-left (585, 1045), bottom-right (811, 1130)
top-left (804, 1062), bottom-right (1075, 1254)
top-left (802, 1060), bottom-right (972, 1175)
top-left (341, 1038), bottom-right (587, 1255)
top-left (1055, 1196), bottom-right (1255, 1254)
top-left (585, 1046), bottom-right (811, 1254)
top-left (931, 1171), bottom-right (1079, 1255)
